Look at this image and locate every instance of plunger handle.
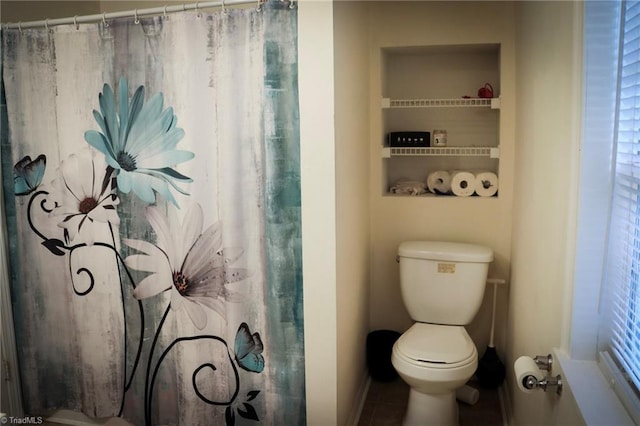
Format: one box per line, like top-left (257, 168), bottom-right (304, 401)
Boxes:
top-left (489, 282), bottom-right (497, 347)
top-left (486, 278), bottom-right (506, 348)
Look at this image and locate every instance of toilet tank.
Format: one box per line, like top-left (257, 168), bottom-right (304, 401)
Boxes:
top-left (398, 241), bottom-right (493, 325)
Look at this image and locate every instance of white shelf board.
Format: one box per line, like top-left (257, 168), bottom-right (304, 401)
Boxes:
top-left (381, 97), bottom-right (500, 109)
top-left (382, 146), bottom-right (500, 158)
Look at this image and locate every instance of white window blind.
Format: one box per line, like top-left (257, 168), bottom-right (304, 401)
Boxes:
top-left (606, 0), bottom-right (640, 394)
top-left (574, 0), bottom-right (621, 361)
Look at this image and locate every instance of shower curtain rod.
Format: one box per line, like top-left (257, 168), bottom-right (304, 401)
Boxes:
top-left (3, 0), bottom-right (293, 30)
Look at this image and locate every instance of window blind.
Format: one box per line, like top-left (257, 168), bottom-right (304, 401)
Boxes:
top-left (575, 0), bottom-right (621, 361)
top-left (606, 0), bottom-right (640, 393)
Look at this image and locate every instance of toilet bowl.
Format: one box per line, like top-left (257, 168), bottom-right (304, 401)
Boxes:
top-left (394, 241), bottom-right (493, 425)
top-left (392, 323), bottom-right (477, 425)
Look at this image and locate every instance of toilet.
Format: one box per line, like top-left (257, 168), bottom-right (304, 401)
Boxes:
top-left (391, 241), bottom-right (493, 426)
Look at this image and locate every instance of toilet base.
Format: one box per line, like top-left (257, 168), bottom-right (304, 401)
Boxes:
top-left (402, 388), bottom-right (458, 426)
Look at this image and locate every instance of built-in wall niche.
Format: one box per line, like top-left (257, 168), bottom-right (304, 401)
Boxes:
top-left (381, 44), bottom-right (501, 197)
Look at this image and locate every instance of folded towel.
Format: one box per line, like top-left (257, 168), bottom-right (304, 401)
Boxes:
top-left (390, 180), bottom-right (427, 196)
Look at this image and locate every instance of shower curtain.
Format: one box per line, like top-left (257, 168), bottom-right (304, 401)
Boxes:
top-left (1, 3), bottom-right (304, 425)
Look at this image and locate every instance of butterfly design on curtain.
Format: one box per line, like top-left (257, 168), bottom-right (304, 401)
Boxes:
top-left (14, 154), bottom-right (46, 196)
top-left (235, 322), bottom-right (265, 373)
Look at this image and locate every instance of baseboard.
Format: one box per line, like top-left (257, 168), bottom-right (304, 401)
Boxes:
top-left (349, 374), bottom-right (372, 426)
top-left (498, 384), bottom-right (513, 426)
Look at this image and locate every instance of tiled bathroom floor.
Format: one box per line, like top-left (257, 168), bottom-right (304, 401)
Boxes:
top-left (358, 378), bottom-right (504, 426)
top-left (40, 379), bottom-right (503, 426)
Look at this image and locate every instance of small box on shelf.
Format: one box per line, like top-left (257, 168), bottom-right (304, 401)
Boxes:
top-left (388, 131), bottom-right (431, 148)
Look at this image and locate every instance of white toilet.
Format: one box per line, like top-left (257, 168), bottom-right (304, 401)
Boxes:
top-left (391, 241), bottom-right (493, 426)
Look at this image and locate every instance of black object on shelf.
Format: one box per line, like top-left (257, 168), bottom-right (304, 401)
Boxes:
top-left (388, 131), bottom-right (430, 148)
top-left (367, 330), bottom-right (402, 382)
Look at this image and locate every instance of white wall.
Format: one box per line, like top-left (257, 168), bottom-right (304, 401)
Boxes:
top-left (508, 1), bottom-right (583, 424)
top-left (333, 2), bottom-right (371, 425)
top-left (367, 0), bottom-right (516, 360)
top-left (298, 1), bottom-right (339, 424)
top-left (0, 1), bottom-right (100, 21)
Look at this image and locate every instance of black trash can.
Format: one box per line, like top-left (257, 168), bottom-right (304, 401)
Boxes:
top-left (366, 330), bottom-right (401, 382)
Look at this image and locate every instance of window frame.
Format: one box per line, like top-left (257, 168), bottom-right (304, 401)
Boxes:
top-left (571, 1), bottom-right (640, 423)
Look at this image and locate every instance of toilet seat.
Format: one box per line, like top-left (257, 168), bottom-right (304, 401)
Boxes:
top-left (395, 323), bottom-right (476, 369)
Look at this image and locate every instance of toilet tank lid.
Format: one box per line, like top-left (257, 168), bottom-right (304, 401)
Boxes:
top-left (398, 241), bottom-right (493, 262)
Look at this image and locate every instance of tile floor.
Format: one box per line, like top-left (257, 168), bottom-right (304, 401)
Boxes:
top-left (41, 379), bottom-right (503, 426)
top-left (358, 378), bottom-right (504, 426)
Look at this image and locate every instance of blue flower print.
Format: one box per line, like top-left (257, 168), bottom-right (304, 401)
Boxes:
top-left (84, 78), bottom-right (194, 207)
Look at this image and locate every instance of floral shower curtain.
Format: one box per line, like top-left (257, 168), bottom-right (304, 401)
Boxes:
top-left (1, 3), bottom-right (304, 425)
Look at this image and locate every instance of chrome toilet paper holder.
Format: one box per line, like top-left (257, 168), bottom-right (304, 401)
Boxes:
top-left (523, 354), bottom-right (562, 395)
top-left (522, 372), bottom-right (563, 395)
top-left (533, 354), bottom-right (553, 371)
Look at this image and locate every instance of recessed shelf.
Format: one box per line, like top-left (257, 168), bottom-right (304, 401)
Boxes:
top-left (382, 146), bottom-right (500, 158)
top-left (381, 97), bottom-right (500, 109)
top-left (380, 45), bottom-right (501, 197)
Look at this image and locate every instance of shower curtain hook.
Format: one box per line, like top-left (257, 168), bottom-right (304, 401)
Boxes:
top-left (222, 0), bottom-right (228, 15)
top-left (164, 5), bottom-right (170, 20)
top-left (256, 0), bottom-right (264, 12)
top-left (134, 9), bottom-right (140, 24)
top-left (73, 15), bottom-right (79, 30)
top-left (195, 2), bottom-right (202, 18)
top-left (44, 18), bottom-right (49, 32)
top-left (18, 21), bottom-right (22, 34)
top-left (289, 0), bottom-right (296, 9)
top-left (102, 12), bottom-right (109, 27)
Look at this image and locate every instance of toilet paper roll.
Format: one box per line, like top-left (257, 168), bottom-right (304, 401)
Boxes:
top-left (427, 170), bottom-right (452, 194)
top-left (474, 171), bottom-right (499, 197)
top-left (456, 384), bottom-right (479, 405)
top-left (450, 171), bottom-right (476, 197)
top-left (514, 356), bottom-right (542, 394)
